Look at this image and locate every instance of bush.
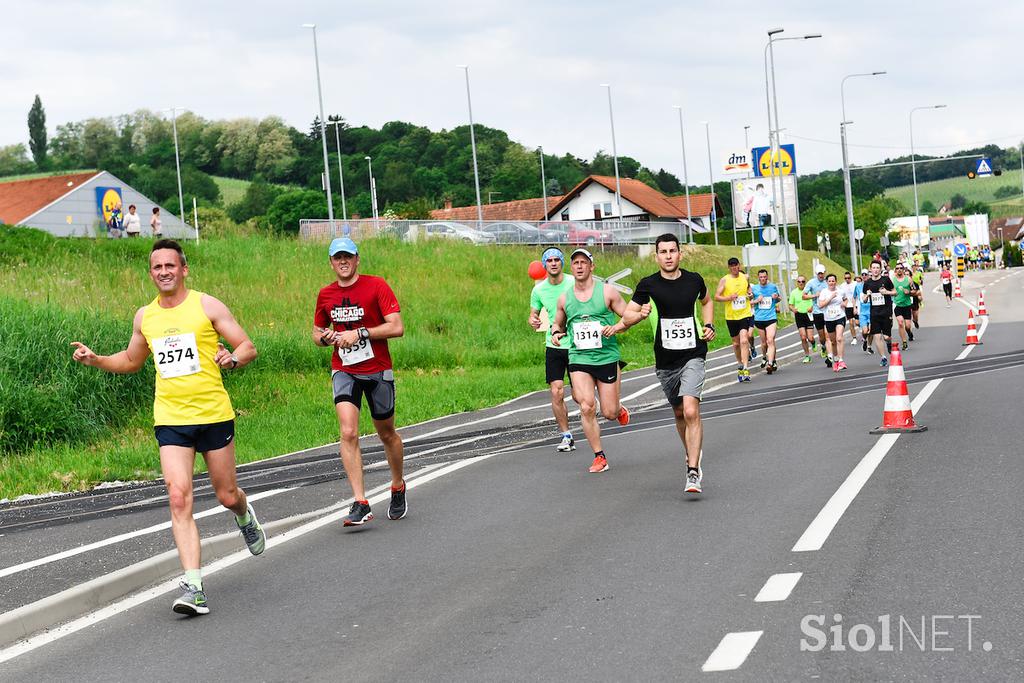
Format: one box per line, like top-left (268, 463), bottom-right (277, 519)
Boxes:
top-left (0, 298), bottom-right (152, 455)
top-left (227, 176), bottom-right (283, 223)
top-left (195, 206), bottom-right (260, 239)
top-left (265, 189), bottom-right (328, 234)
top-left (1004, 242), bottom-right (1023, 267)
top-left (993, 185), bottom-right (1018, 200)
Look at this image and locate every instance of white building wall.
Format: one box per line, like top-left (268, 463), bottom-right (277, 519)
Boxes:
top-left (23, 171), bottom-right (196, 239)
top-left (556, 182), bottom-right (646, 221)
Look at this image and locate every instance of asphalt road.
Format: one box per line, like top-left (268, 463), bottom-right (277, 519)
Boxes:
top-left (2, 267), bottom-right (1022, 680)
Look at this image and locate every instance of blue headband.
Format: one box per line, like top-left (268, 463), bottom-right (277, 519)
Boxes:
top-left (541, 248), bottom-right (564, 264)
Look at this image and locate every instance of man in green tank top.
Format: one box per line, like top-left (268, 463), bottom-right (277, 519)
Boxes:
top-left (551, 249), bottom-right (633, 474)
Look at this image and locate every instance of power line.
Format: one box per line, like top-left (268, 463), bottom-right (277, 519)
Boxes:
top-left (786, 131), bottom-right (1024, 151)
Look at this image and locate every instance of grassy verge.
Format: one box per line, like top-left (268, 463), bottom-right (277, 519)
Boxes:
top-left (0, 227), bottom-right (842, 498)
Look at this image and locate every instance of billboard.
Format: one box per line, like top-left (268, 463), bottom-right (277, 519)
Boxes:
top-left (721, 150), bottom-right (752, 176)
top-left (731, 176), bottom-right (799, 230)
top-left (752, 144), bottom-right (797, 177)
top-left (95, 187), bottom-right (123, 227)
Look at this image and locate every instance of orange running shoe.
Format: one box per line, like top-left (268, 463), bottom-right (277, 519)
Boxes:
top-left (617, 406), bottom-right (630, 426)
top-left (588, 454), bottom-right (609, 473)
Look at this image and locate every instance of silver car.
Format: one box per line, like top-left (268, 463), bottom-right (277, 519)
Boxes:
top-left (481, 222), bottom-right (568, 244)
top-left (421, 221), bottom-right (496, 245)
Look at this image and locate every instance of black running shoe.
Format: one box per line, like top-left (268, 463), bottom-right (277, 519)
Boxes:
top-left (825, 356), bottom-right (833, 368)
top-left (862, 339), bottom-right (868, 352)
top-left (913, 320), bottom-right (919, 329)
top-left (908, 330), bottom-right (914, 342)
top-left (388, 484), bottom-right (408, 520)
top-left (343, 500), bottom-right (373, 526)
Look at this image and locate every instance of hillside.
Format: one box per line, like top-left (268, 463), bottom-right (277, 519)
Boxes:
top-left (0, 227), bottom-right (844, 497)
top-left (884, 169), bottom-right (1024, 218)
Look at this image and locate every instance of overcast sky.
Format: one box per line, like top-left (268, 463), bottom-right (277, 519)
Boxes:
top-left (3, 1), bottom-right (1021, 183)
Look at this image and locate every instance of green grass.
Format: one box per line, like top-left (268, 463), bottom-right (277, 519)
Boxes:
top-left (884, 169), bottom-right (1024, 211)
top-left (0, 227), bottom-right (843, 498)
top-left (212, 176), bottom-right (251, 206)
top-left (0, 169), bottom-right (95, 184)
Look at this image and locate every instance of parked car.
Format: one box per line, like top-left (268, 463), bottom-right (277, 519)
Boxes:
top-left (481, 222), bottom-right (567, 244)
top-left (420, 221), bottom-right (496, 245)
top-left (541, 221), bottom-right (616, 246)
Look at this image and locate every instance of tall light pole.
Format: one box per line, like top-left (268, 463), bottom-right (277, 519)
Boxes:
top-left (457, 65), bottom-right (483, 225)
top-left (364, 155), bottom-right (378, 224)
top-left (673, 106), bottom-right (694, 244)
top-left (743, 125), bottom-right (751, 177)
top-left (910, 104), bottom-right (947, 236)
top-left (538, 146), bottom-right (549, 219)
top-left (162, 107), bottom-right (186, 227)
top-left (302, 24), bottom-right (336, 230)
top-left (841, 71), bottom-right (886, 271)
top-left (600, 84), bottom-right (624, 221)
top-left (326, 119), bottom-right (348, 221)
top-left (701, 120), bottom-right (717, 246)
top-left (765, 28), bottom-right (820, 290)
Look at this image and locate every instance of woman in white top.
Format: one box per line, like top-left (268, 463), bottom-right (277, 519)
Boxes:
top-left (818, 274), bottom-right (849, 373)
top-left (123, 204), bottom-right (141, 237)
top-left (150, 207), bottom-right (162, 237)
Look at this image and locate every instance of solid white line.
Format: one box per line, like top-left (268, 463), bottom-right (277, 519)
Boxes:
top-left (701, 631), bottom-right (764, 672)
top-left (0, 487), bottom-right (289, 580)
top-left (791, 377), bottom-right (943, 553)
top-left (955, 313), bottom-right (989, 361)
top-left (753, 572), bottom-right (803, 602)
top-left (0, 457), bottom-right (491, 663)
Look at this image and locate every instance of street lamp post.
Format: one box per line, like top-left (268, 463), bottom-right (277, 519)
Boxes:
top-left (841, 71), bottom-right (886, 272)
top-left (326, 120), bottom-right (348, 222)
top-left (364, 155), bottom-right (378, 225)
top-left (302, 24), bottom-right (335, 230)
top-left (673, 106), bottom-right (694, 244)
top-left (910, 104), bottom-right (947, 235)
top-left (600, 84), bottom-right (624, 221)
top-left (163, 107), bottom-right (186, 228)
top-left (538, 146), bottom-right (549, 219)
top-left (457, 65), bottom-right (484, 226)
top-left (701, 121), bottom-right (717, 246)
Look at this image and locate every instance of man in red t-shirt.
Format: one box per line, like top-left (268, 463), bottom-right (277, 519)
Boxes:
top-left (313, 237), bottom-right (406, 526)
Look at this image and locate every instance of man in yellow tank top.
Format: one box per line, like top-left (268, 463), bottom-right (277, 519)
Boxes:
top-left (714, 257), bottom-right (754, 382)
top-left (71, 239), bottom-right (263, 617)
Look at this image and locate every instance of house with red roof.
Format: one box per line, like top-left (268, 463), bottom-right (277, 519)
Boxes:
top-left (0, 171), bottom-right (194, 238)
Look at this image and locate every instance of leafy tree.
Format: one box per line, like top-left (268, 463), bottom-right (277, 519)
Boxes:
top-left (491, 143), bottom-right (541, 200)
top-left (266, 189), bottom-right (328, 234)
top-left (228, 176), bottom-right (282, 222)
top-left (27, 95), bottom-right (47, 168)
top-left (950, 193), bottom-right (967, 209)
top-left (654, 168), bottom-right (683, 194)
top-left (959, 200), bottom-right (989, 216)
top-left (0, 144), bottom-right (34, 176)
top-left (920, 200), bottom-right (936, 214)
top-left (255, 119), bottom-right (297, 183)
top-left (993, 185), bottom-right (1018, 200)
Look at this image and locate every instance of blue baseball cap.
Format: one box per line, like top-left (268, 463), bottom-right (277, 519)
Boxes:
top-left (541, 247), bottom-right (564, 264)
top-left (328, 237), bottom-right (358, 256)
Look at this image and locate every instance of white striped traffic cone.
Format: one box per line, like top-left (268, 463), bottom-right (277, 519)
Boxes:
top-left (977, 290), bottom-right (988, 316)
top-left (963, 310), bottom-right (982, 345)
top-left (953, 279), bottom-right (962, 298)
top-left (871, 342), bottom-right (927, 434)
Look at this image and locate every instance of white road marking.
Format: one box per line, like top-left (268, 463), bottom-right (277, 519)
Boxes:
top-left (955, 313), bottom-right (989, 361)
top-left (701, 631), bottom-right (764, 672)
top-left (754, 572), bottom-right (803, 602)
top-left (0, 457), bottom-right (489, 664)
top-left (0, 487), bottom-right (289, 580)
top-left (791, 378), bottom-right (943, 553)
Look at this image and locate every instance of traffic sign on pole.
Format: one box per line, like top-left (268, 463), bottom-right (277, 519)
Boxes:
top-left (976, 158), bottom-right (993, 177)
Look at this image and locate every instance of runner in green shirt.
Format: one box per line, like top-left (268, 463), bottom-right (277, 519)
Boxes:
top-left (910, 267), bottom-right (924, 330)
top-left (552, 248), bottom-right (631, 474)
top-left (788, 275), bottom-right (816, 363)
top-left (891, 265), bottom-right (915, 350)
top-left (529, 248), bottom-right (577, 452)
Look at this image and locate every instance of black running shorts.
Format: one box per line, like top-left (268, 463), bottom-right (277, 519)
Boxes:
top-left (812, 313), bottom-right (826, 331)
top-left (568, 361), bottom-right (620, 385)
top-left (824, 317), bottom-right (845, 333)
top-left (869, 314), bottom-right (892, 336)
top-left (753, 318), bottom-right (777, 331)
top-left (726, 317), bottom-right (753, 338)
top-left (545, 346), bottom-right (570, 384)
top-left (155, 420), bottom-right (235, 453)
top-left (794, 312), bottom-right (814, 329)
top-left (894, 305), bottom-right (913, 319)
top-left (332, 369), bottom-right (396, 420)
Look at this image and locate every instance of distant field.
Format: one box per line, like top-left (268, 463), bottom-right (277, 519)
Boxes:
top-left (884, 169), bottom-right (1024, 212)
top-left (212, 176), bottom-right (250, 206)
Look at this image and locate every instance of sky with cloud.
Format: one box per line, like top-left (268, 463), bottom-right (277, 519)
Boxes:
top-left (2, 0), bottom-right (1021, 182)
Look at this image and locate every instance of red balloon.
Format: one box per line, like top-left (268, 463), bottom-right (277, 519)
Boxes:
top-left (528, 260), bottom-right (546, 280)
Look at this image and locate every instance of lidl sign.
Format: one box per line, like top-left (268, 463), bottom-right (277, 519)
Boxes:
top-left (752, 144), bottom-right (797, 177)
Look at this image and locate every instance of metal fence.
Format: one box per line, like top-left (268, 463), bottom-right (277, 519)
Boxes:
top-left (298, 217), bottom-right (709, 246)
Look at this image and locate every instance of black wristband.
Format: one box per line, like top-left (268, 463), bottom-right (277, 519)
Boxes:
top-left (704, 323), bottom-right (715, 330)
top-left (320, 332), bottom-right (333, 346)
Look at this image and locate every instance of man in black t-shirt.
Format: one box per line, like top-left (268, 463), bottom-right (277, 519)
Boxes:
top-left (860, 260), bottom-right (895, 366)
top-left (613, 233), bottom-right (715, 494)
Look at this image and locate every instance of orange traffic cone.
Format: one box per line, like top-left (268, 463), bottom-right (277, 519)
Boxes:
top-left (963, 310), bottom-right (982, 345)
top-left (977, 290), bottom-right (988, 316)
top-left (953, 279), bottom-right (962, 298)
top-left (871, 342), bottom-right (927, 434)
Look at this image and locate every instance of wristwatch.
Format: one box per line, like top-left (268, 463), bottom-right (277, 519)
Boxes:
top-left (703, 323), bottom-right (715, 331)
top-left (230, 354), bottom-right (239, 369)
top-left (358, 327), bottom-right (370, 341)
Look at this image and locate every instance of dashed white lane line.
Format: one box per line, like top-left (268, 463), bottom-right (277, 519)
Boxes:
top-left (955, 313), bottom-right (989, 361)
top-left (0, 457), bottom-right (488, 664)
top-left (701, 631), bottom-right (764, 672)
top-left (0, 487), bottom-right (290, 580)
top-left (790, 377), bottom-right (943, 553)
top-left (753, 572), bottom-right (803, 602)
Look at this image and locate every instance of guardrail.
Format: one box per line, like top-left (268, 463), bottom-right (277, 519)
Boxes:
top-left (298, 218), bottom-right (706, 246)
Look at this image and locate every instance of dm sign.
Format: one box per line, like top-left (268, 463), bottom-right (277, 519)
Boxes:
top-left (752, 144), bottom-right (797, 177)
top-left (95, 187), bottom-right (123, 226)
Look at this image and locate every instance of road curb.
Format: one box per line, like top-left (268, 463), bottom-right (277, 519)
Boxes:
top-left (0, 508), bottom-right (336, 649)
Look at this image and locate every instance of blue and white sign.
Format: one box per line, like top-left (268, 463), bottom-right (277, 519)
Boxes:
top-left (976, 158), bottom-right (993, 177)
top-left (953, 243), bottom-right (968, 257)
